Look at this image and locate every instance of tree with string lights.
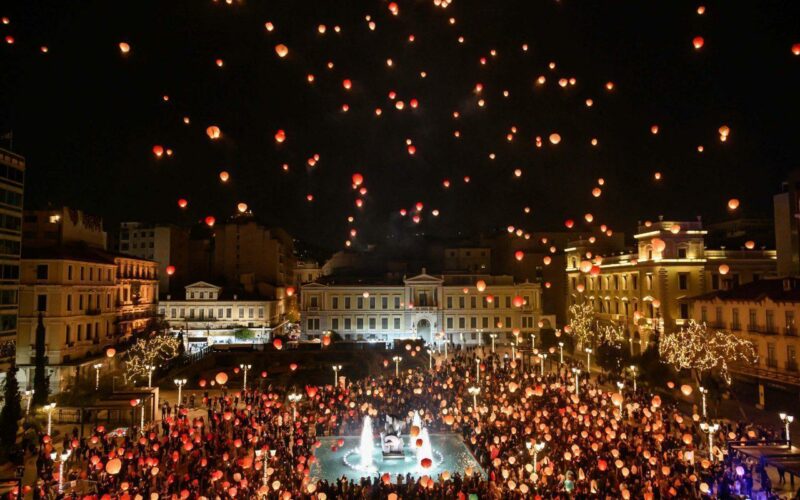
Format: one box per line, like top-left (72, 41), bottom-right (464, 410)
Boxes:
top-left (123, 333), bottom-right (181, 385)
top-left (659, 320), bottom-right (756, 384)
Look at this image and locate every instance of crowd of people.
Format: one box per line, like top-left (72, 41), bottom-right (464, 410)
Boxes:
top-left (31, 344), bottom-right (796, 499)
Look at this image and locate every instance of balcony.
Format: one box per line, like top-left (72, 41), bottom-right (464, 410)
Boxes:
top-left (787, 360), bottom-right (798, 372)
top-left (747, 324), bottom-right (778, 335)
top-left (707, 322), bottom-right (726, 330)
top-left (766, 358), bottom-right (778, 369)
top-left (86, 308), bottom-right (101, 316)
top-left (730, 322), bottom-right (741, 331)
top-left (785, 326), bottom-right (797, 337)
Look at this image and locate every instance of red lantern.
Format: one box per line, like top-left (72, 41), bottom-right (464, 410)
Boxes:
top-left (152, 145), bottom-right (164, 158)
top-left (177, 198), bottom-right (188, 208)
top-left (352, 173), bottom-right (364, 186)
top-left (514, 250), bottom-right (524, 261)
top-left (106, 458), bottom-right (122, 475)
top-left (215, 372), bottom-right (228, 385)
top-left (565, 219), bottom-right (574, 229)
top-left (289, 363), bottom-right (298, 371)
top-left (205, 216), bottom-right (216, 227)
top-left (421, 458), bottom-right (432, 468)
top-left (166, 265), bottom-right (176, 276)
top-left (106, 347), bottom-right (116, 358)
top-left (286, 287), bottom-right (295, 297)
top-left (692, 36), bottom-right (705, 49)
top-left (273, 338), bottom-right (283, 350)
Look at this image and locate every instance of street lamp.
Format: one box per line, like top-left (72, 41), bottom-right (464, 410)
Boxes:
top-left (23, 389), bottom-right (34, 416)
top-left (57, 448), bottom-right (71, 493)
top-left (288, 393), bottom-right (302, 421)
top-left (558, 342), bottom-right (564, 364)
top-left (136, 399), bottom-right (145, 434)
top-left (44, 402), bottom-right (56, 436)
top-left (392, 356), bottom-right (402, 377)
top-left (629, 365), bottom-right (637, 392)
top-left (427, 350), bottom-right (434, 370)
top-left (616, 381), bottom-right (625, 417)
top-left (585, 347), bottom-right (593, 373)
top-left (511, 342), bottom-right (516, 363)
top-left (526, 441), bottom-right (545, 477)
top-left (468, 386), bottom-right (480, 410)
top-left (145, 364), bottom-right (155, 388)
top-left (475, 357), bottom-right (481, 383)
top-left (490, 333), bottom-right (497, 353)
top-left (174, 378), bottom-right (187, 405)
top-left (240, 364), bottom-right (251, 391)
top-left (332, 364), bottom-right (342, 387)
top-left (699, 422), bottom-right (720, 462)
top-left (571, 368), bottom-right (580, 397)
top-left (539, 354), bottom-right (547, 375)
top-left (698, 386), bottom-right (708, 418)
top-left (92, 363), bottom-right (102, 391)
top-left (530, 332), bottom-right (536, 350)
top-left (256, 448), bottom-right (268, 486)
top-left (780, 413), bottom-right (794, 442)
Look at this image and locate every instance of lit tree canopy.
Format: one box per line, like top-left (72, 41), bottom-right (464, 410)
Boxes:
top-left (124, 333), bottom-right (181, 383)
top-left (568, 302), bottom-right (624, 347)
top-left (659, 320), bottom-right (756, 384)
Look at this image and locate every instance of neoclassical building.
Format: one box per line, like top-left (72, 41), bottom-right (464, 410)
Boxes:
top-left (300, 271), bottom-right (551, 345)
top-left (565, 219), bottom-right (776, 353)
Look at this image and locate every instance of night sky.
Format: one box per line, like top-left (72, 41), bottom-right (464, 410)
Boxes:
top-left (1, 1), bottom-right (799, 250)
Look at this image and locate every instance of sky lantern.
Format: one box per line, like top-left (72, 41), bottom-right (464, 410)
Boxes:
top-left (745, 240), bottom-right (755, 250)
top-left (651, 238), bottom-right (666, 253)
top-left (206, 126), bottom-right (221, 140)
top-left (549, 133), bottom-right (561, 145)
top-left (166, 265), bottom-right (176, 276)
top-left (718, 264), bottom-right (730, 275)
top-left (565, 219), bottom-right (574, 229)
top-left (152, 145), bottom-right (164, 158)
top-left (106, 347), bottom-right (116, 358)
top-left (106, 458), bottom-right (122, 475)
top-left (650, 125), bottom-right (659, 134)
top-left (178, 198), bottom-right (188, 208)
top-left (205, 216), bottom-right (216, 227)
top-left (512, 296), bottom-right (524, 308)
top-left (273, 338), bottom-right (283, 350)
top-left (692, 36), bottom-right (705, 49)
top-left (476, 280), bottom-right (487, 292)
top-left (543, 256), bottom-right (552, 266)
top-left (118, 42), bottom-right (131, 54)
top-left (215, 372), bottom-right (228, 385)
top-left (680, 384), bottom-right (693, 396)
top-left (275, 44), bottom-right (289, 58)
top-left (274, 129), bottom-right (286, 143)
top-left (654, 172), bottom-right (662, 180)
top-left (727, 198), bottom-right (740, 210)
top-left (792, 43), bottom-right (800, 56)
top-left (352, 173), bottom-right (364, 186)
top-left (237, 202), bottom-right (248, 213)
top-left (514, 250), bottom-right (524, 261)
top-left (219, 171), bottom-right (230, 182)
top-left (592, 187), bottom-right (602, 197)
top-left (342, 79), bottom-right (352, 90)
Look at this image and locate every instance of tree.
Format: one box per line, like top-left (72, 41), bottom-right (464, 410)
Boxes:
top-left (234, 328), bottom-right (255, 340)
top-left (0, 362), bottom-right (21, 448)
top-left (123, 332), bottom-right (181, 384)
top-left (567, 302), bottom-right (625, 347)
top-left (659, 320), bottom-right (756, 384)
top-left (33, 312), bottom-right (49, 406)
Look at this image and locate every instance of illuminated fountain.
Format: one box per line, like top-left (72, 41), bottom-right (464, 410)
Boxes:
top-left (359, 416), bottom-right (375, 470)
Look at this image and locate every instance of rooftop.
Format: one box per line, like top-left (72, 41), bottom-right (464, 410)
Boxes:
top-left (689, 277), bottom-right (800, 303)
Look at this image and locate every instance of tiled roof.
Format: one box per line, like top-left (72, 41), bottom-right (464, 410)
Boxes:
top-left (689, 277), bottom-right (800, 303)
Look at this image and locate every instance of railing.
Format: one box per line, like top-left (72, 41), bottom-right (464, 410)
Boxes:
top-left (786, 360), bottom-right (798, 372)
top-left (766, 358), bottom-right (778, 369)
top-left (785, 326), bottom-right (797, 337)
top-left (86, 308), bottom-right (101, 316)
top-left (747, 324), bottom-right (778, 335)
top-left (730, 322), bottom-right (741, 331)
top-left (708, 322), bottom-right (726, 329)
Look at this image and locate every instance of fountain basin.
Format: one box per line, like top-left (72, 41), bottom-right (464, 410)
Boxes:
top-left (311, 433), bottom-right (486, 481)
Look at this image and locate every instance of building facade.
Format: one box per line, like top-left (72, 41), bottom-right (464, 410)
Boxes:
top-left (22, 207), bottom-right (107, 249)
top-left (117, 222), bottom-right (189, 294)
top-left (689, 277), bottom-right (800, 387)
top-left (0, 148), bottom-right (24, 364)
top-left (565, 219), bottom-right (777, 352)
top-left (16, 246), bottom-right (159, 393)
top-left (300, 271), bottom-right (550, 345)
top-left (159, 281), bottom-right (285, 350)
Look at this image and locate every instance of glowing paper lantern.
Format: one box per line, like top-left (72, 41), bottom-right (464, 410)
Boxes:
top-left (692, 36), bottom-right (705, 49)
top-left (106, 458), bottom-right (122, 475)
top-left (514, 250), bottom-right (524, 261)
top-left (204, 216), bottom-right (216, 227)
top-left (237, 203), bottom-right (248, 213)
top-left (166, 265), bottom-right (176, 276)
top-left (219, 171), bottom-right (230, 182)
top-left (215, 372), bottom-right (228, 385)
top-left (745, 240), bottom-right (755, 250)
top-left (118, 42), bottom-right (131, 54)
top-left (476, 280), bottom-right (487, 292)
top-left (420, 458), bottom-right (432, 468)
top-left (206, 126), bottom-right (221, 140)
top-left (728, 198), bottom-right (740, 210)
top-left (718, 264), bottom-right (730, 275)
top-left (680, 384), bottom-right (693, 396)
top-left (352, 173), bottom-right (364, 186)
top-left (274, 130), bottom-right (286, 143)
top-left (548, 133), bottom-right (561, 145)
top-left (178, 198), bottom-right (188, 209)
top-left (152, 145), bottom-right (164, 158)
top-left (286, 287), bottom-right (295, 297)
top-left (275, 44), bottom-right (289, 58)
top-left (106, 347), bottom-right (116, 358)
top-left (273, 338), bottom-right (283, 350)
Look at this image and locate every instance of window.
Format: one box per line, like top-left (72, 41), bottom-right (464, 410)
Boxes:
top-left (238, 307), bottom-right (244, 317)
top-left (226, 308), bottom-right (232, 318)
top-left (459, 296), bottom-right (465, 308)
top-left (36, 264), bottom-right (48, 280)
top-left (505, 296), bottom-right (511, 308)
top-left (767, 343), bottom-right (777, 368)
top-left (394, 297), bottom-right (400, 309)
top-left (679, 303), bottom-right (689, 319)
top-left (345, 297), bottom-right (351, 309)
top-left (446, 317), bottom-right (453, 329)
top-left (65, 325), bottom-right (71, 344)
top-left (381, 318), bottom-right (388, 329)
top-left (307, 318), bottom-right (320, 330)
top-left (678, 247), bottom-right (687, 259)
top-left (310, 296), bottom-right (319, 308)
top-left (678, 273), bottom-right (688, 290)
top-left (748, 309), bottom-right (757, 329)
top-left (447, 297), bottom-right (453, 308)
top-left (482, 317), bottom-right (489, 328)
top-left (356, 318), bottom-right (364, 329)
top-left (632, 275), bottom-right (638, 290)
top-left (66, 295), bottom-right (72, 311)
top-left (766, 310), bottom-right (775, 331)
top-left (332, 297), bottom-right (339, 309)
top-left (344, 318), bottom-right (352, 330)
top-left (646, 275), bottom-right (653, 290)
top-left (331, 318), bottom-right (339, 330)
top-left (715, 307), bottom-right (723, 324)
top-left (248, 307), bottom-right (254, 318)
top-left (786, 310), bottom-right (795, 333)
top-left (369, 318), bottom-right (376, 330)
top-left (37, 294), bottom-right (47, 312)
top-left (732, 308), bottom-right (740, 330)
top-left (357, 297), bottom-right (364, 309)
top-left (470, 296), bottom-right (477, 308)
top-left (393, 317), bottom-right (400, 329)
top-left (470, 317), bottom-right (477, 328)
top-left (381, 297), bottom-right (388, 309)
top-left (458, 317), bottom-right (466, 329)
top-left (369, 297), bottom-right (376, 309)
top-left (613, 275), bottom-right (619, 290)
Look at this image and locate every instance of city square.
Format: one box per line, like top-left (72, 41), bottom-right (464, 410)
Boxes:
top-left (1, 1), bottom-right (800, 498)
